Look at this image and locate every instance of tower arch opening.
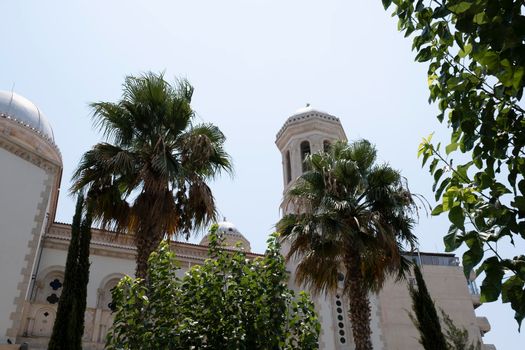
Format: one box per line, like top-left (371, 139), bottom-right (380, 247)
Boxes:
top-left (323, 140), bottom-right (332, 152)
top-left (285, 150), bottom-right (292, 184)
top-left (300, 141), bottom-right (311, 173)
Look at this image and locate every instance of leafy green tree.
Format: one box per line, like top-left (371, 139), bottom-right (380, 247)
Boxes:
top-left (71, 72), bottom-right (232, 279)
top-left (48, 195), bottom-right (92, 350)
top-left (382, 0), bottom-right (525, 327)
top-left (276, 140), bottom-right (417, 350)
top-left (409, 264), bottom-right (448, 350)
top-left (105, 225), bottom-right (320, 350)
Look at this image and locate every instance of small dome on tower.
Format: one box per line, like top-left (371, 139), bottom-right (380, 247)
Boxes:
top-left (291, 104), bottom-right (328, 117)
top-left (275, 105), bottom-right (347, 202)
top-left (276, 104), bottom-right (344, 142)
top-left (216, 221), bottom-right (242, 236)
top-left (0, 91), bottom-right (55, 142)
top-left (199, 220), bottom-right (251, 252)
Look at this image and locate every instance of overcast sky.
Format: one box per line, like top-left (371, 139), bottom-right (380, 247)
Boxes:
top-left (1, 1), bottom-right (523, 347)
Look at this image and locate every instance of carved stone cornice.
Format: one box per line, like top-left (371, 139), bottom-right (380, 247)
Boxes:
top-left (0, 117), bottom-right (62, 171)
top-left (45, 222), bottom-right (262, 262)
top-left (275, 119), bottom-right (347, 151)
top-left (276, 111), bottom-right (346, 146)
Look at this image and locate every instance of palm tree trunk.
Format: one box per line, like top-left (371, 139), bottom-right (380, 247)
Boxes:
top-left (135, 224), bottom-right (164, 280)
top-left (345, 250), bottom-right (373, 350)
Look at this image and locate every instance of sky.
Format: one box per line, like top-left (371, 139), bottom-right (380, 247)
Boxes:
top-left (1, 0), bottom-right (523, 347)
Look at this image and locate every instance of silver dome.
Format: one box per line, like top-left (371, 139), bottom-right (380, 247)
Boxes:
top-left (291, 104), bottom-right (328, 116)
top-left (0, 91), bottom-right (54, 141)
top-left (216, 221), bottom-right (244, 238)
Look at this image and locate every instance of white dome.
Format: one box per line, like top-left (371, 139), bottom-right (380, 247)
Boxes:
top-left (199, 220), bottom-right (251, 252)
top-left (292, 104), bottom-right (328, 116)
top-left (0, 91), bottom-right (54, 142)
top-left (216, 221), bottom-right (244, 237)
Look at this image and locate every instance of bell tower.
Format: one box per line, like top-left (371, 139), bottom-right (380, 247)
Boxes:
top-left (275, 105), bottom-right (350, 349)
top-left (275, 105), bottom-right (347, 210)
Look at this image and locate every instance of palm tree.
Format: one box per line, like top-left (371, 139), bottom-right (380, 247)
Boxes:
top-left (276, 139), bottom-right (417, 350)
top-left (71, 72), bottom-right (232, 279)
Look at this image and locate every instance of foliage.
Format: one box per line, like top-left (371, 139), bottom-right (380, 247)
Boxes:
top-left (276, 140), bottom-right (417, 350)
top-left (70, 72), bottom-right (232, 279)
top-left (105, 225), bottom-right (320, 350)
top-left (382, 0), bottom-right (525, 327)
top-left (409, 264), bottom-right (448, 350)
top-left (48, 195), bottom-right (92, 350)
top-left (441, 310), bottom-right (481, 350)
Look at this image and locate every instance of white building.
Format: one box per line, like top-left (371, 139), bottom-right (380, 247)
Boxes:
top-left (0, 91), bottom-right (494, 349)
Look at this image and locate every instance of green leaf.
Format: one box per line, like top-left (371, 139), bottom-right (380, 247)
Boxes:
top-left (448, 2), bottom-right (472, 14)
top-left (473, 12), bottom-right (488, 25)
top-left (447, 77), bottom-right (461, 89)
top-left (415, 0), bottom-right (424, 12)
top-left (433, 6), bottom-right (451, 19)
top-left (381, 0), bottom-right (392, 10)
top-left (431, 204), bottom-right (444, 215)
top-left (475, 172), bottom-right (492, 190)
top-left (490, 182), bottom-right (511, 197)
top-left (454, 32), bottom-right (464, 48)
top-left (434, 168), bottom-right (444, 183)
top-left (455, 162), bottom-right (472, 183)
top-left (502, 275), bottom-right (524, 303)
top-left (449, 205), bottom-right (465, 229)
top-left (480, 257), bottom-right (504, 302)
top-left (474, 51), bottom-right (499, 71)
top-left (458, 43), bottom-right (472, 58)
top-left (512, 67), bottom-right (524, 90)
top-left (445, 142), bottom-right (458, 154)
top-left (417, 134), bottom-right (433, 158)
top-left (429, 158), bottom-right (439, 174)
top-left (519, 180), bottom-right (525, 196)
top-left (473, 146), bottom-right (483, 169)
top-left (512, 196), bottom-right (525, 215)
top-left (416, 46), bottom-right (433, 62)
top-left (442, 187), bottom-right (458, 212)
top-left (428, 67), bottom-right (438, 81)
top-left (443, 225), bottom-right (463, 252)
top-left (462, 233), bottom-right (484, 277)
top-left (434, 178), bottom-right (451, 201)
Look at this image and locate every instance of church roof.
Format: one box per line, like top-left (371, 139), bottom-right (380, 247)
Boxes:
top-left (0, 91), bottom-right (55, 141)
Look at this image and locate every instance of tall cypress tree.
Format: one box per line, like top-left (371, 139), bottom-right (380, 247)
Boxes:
top-left (48, 195), bottom-right (92, 350)
top-left (409, 264), bottom-right (448, 350)
top-left (75, 207), bottom-right (92, 346)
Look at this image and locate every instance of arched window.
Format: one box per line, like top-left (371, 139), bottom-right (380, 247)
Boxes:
top-left (98, 275), bottom-right (124, 310)
top-left (300, 141), bottom-right (311, 173)
top-left (323, 140), bottom-right (331, 152)
top-left (285, 151), bottom-right (292, 184)
top-left (36, 270), bottom-right (65, 304)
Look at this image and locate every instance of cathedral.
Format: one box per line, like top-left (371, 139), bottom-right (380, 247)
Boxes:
top-left (0, 91), bottom-right (495, 349)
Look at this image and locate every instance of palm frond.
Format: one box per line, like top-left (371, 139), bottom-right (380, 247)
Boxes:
top-left (70, 72), bottom-right (232, 278)
top-left (178, 123), bottom-right (233, 178)
top-left (276, 138), bottom-right (418, 297)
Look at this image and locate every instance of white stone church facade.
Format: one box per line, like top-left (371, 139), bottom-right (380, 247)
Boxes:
top-left (0, 91), bottom-right (495, 349)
